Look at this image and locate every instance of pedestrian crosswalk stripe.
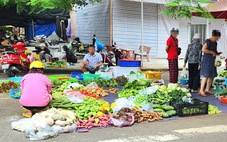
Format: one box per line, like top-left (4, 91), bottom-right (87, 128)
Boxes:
top-left (98, 125), bottom-right (227, 142)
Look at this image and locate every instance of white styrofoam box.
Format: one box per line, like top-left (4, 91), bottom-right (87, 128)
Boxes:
top-left (127, 74), bottom-right (146, 82)
top-left (99, 72), bottom-right (113, 78)
top-left (110, 66), bottom-right (139, 78)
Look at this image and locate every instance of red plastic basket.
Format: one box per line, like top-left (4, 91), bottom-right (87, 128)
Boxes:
top-left (58, 77), bottom-right (70, 81)
top-left (220, 97), bottom-right (227, 104)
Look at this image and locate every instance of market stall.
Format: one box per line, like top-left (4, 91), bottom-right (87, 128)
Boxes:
top-left (2, 69), bottom-right (226, 140)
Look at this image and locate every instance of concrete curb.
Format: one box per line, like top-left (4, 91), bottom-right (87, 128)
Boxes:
top-left (0, 67), bottom-right (187, 74)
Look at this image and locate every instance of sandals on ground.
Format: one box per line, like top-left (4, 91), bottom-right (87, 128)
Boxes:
top-left (205, 91), bottom-right (214, 95)
top-left (198, 91), bottom-right (206, 97)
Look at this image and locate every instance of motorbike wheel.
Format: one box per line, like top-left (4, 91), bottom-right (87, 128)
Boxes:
top-left (6, 66), bottom-right (20, 77)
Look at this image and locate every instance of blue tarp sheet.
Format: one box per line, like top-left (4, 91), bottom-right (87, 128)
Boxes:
top-left (34, 23), bottom-right (56, 37)
top-left (27, 20), bottom-right (56, 40)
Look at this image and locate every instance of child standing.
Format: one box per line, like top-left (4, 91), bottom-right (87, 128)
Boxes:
top-left (20, 61), bottom-right (52, 117)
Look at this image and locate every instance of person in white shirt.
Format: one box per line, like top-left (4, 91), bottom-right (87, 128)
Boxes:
top-left (81, 45), bottom-right (103, 74)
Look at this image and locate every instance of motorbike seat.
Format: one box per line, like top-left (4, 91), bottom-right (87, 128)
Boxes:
top-left (3, 51), bottom-right (19, 55)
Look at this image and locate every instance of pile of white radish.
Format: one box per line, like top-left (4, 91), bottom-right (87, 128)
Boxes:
top-left (32, 108), bottom-right (77, 127)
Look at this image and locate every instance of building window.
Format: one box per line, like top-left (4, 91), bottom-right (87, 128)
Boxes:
top-left (190, 24), bottom-right (206, 44)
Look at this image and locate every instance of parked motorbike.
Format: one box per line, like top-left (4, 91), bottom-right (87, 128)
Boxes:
top-left (1, 42), bottom-right (29, 77)
top-left (71, 37), bottom-right (88, 54)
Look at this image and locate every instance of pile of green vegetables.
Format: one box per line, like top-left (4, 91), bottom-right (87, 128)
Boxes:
top-left (46, 61), bottom-right (67, 68)
top-left (81, 77), bottom-right (118, 88)
top-left (51, 93), bottom-right (107, 120)
top-left (123, 79), bottom-right (152, 91)
top-left (148, 84), bottom-right (190, 104)
top-left (153, 104), bottom-right (177, 118)
top-left (52, 81), bottom-right (71, 92)
top-left (52, 79), bottom-right (65, 86)
top-left (118, 89), bottom-right (139, 98)
top-left (218, 70), bottom-right (227, 78)
top-left (208, 105), bottom-right (222, 115)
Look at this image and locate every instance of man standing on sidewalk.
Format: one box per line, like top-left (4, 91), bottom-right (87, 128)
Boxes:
top-left (166, 28), bottom-right (179, 83)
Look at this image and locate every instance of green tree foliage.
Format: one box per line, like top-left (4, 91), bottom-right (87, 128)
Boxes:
top-left (0, 0), bottom-right (102, 13)
top-left (161, 0), bottom-right (214, 19)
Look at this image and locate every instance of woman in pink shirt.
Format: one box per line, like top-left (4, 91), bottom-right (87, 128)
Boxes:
top-left (20, 61), bottom-right (52, 118)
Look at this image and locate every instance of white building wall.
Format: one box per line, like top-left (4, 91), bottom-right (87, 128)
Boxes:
top-left (157, 4), bottom-right (224, 58)
top-left (76, 1), bottom-right (110, 45)
top-left (112, 0), bottom-right (158, 57)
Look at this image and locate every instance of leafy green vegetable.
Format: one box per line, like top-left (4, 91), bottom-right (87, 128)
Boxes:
top-left (208, 105), bottom-right (222, 115)
top-left (118, 89), bottom-right (139, 98)
top-left (218, 70), bottom-right (227, 78)
top-left (123, 79), bottom-right (152, 91)
top-left (82, 77), bottom-right (118, 88)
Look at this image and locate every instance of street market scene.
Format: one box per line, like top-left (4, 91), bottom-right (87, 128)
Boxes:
top-left (0, 0), bottom-right (227, 142)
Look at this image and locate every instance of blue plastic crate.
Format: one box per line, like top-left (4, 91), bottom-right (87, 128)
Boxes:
top-left (10, 88), bottom-right (22, 99)
top-left (71, 72), bottom-right (83, 80)
top-left (82, 74), bottom-right (101, 82)
top-left (119, 60), bottom-right (141, 67)
top-left (8, 77), bottom-right (23, 83)
top-left (180, 78), bottom-right (189, 85)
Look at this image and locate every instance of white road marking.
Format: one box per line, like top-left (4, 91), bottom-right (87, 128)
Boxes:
top-left (174, 125), bottom-right (227, 135)
top-left (98, 125), bottom-right (227, 142)
top-left (99, 134), bottom-right (179, 142)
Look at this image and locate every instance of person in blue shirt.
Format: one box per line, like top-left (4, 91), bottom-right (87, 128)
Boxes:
top-left (81, 45), bottom-right (103, 74)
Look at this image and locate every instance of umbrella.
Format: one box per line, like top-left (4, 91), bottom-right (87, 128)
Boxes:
top-left (193, 0), bottom-right (227, 19)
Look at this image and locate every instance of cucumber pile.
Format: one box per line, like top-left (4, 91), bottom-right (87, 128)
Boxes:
top-left (153, 104), bottom-right (177, 118)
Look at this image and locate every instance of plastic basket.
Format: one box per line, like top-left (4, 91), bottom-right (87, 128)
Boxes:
top-left (71, 72), bottom-right (83, 80)
top-left (169, 99), bottom-right (208, 117)
top-left (0, 80), bottom-right (8, 82)
top-left (58, 77), bottom-right (70, 81)
top-left (82, 74), bottom-right (101, 82)
top-left (145, 71), bottom-right (162, 80)
top-left (47, 75), bottom-right (69, 81)
top-left (9, 88), bottom-right (22, 99)
top-left (8, 77), bottom-right (23, 83)
top-left (180, 78), bottom-right (189, 85)
top-left (119, 60), bottom-right (141, 67)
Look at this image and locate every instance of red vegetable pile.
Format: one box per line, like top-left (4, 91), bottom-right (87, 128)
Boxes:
top-left (76, 115), bottom-right (110, 130)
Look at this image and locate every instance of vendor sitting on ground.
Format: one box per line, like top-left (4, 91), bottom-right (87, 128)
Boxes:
top-left (62, 45), bottom-right (77, 65)
top-left (81, 45), bottom-right (103, 74)
top-left (20, 61), bottom-right (52, 118)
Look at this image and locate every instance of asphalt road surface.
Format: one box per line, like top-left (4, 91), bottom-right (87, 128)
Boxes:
top-left (0, 73), bottom-right (227, 142)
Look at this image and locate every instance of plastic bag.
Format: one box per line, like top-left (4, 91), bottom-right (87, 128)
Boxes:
top-left (95, 39), bottom-right (105, 52)
top-left (11, 118), bottom-right (37, 132)
top-left (67, 96), bottom-right (83, 104)
top-left (215, 56), bottom-right (222, 67)
top-left (25, 125), bottom-right (58, 140)
top-left (67, 83), bottom-right (83, 89)
top-left (145, 86), bottom-right (157, 95)
top-left (110, 113), bottom-right (134, 127)
top-left (65, 91), bottom-right (86, 99)
top-left (52, 124), bottom-right (77, 134)
top-left (139, 102), bottom-right (153, 112)
top-left (86, 82), bottom-right (99, 88)
top-left (112, 98), bottom-right (133, 113)
top-left (180, 68), bottom-right (188, 78)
